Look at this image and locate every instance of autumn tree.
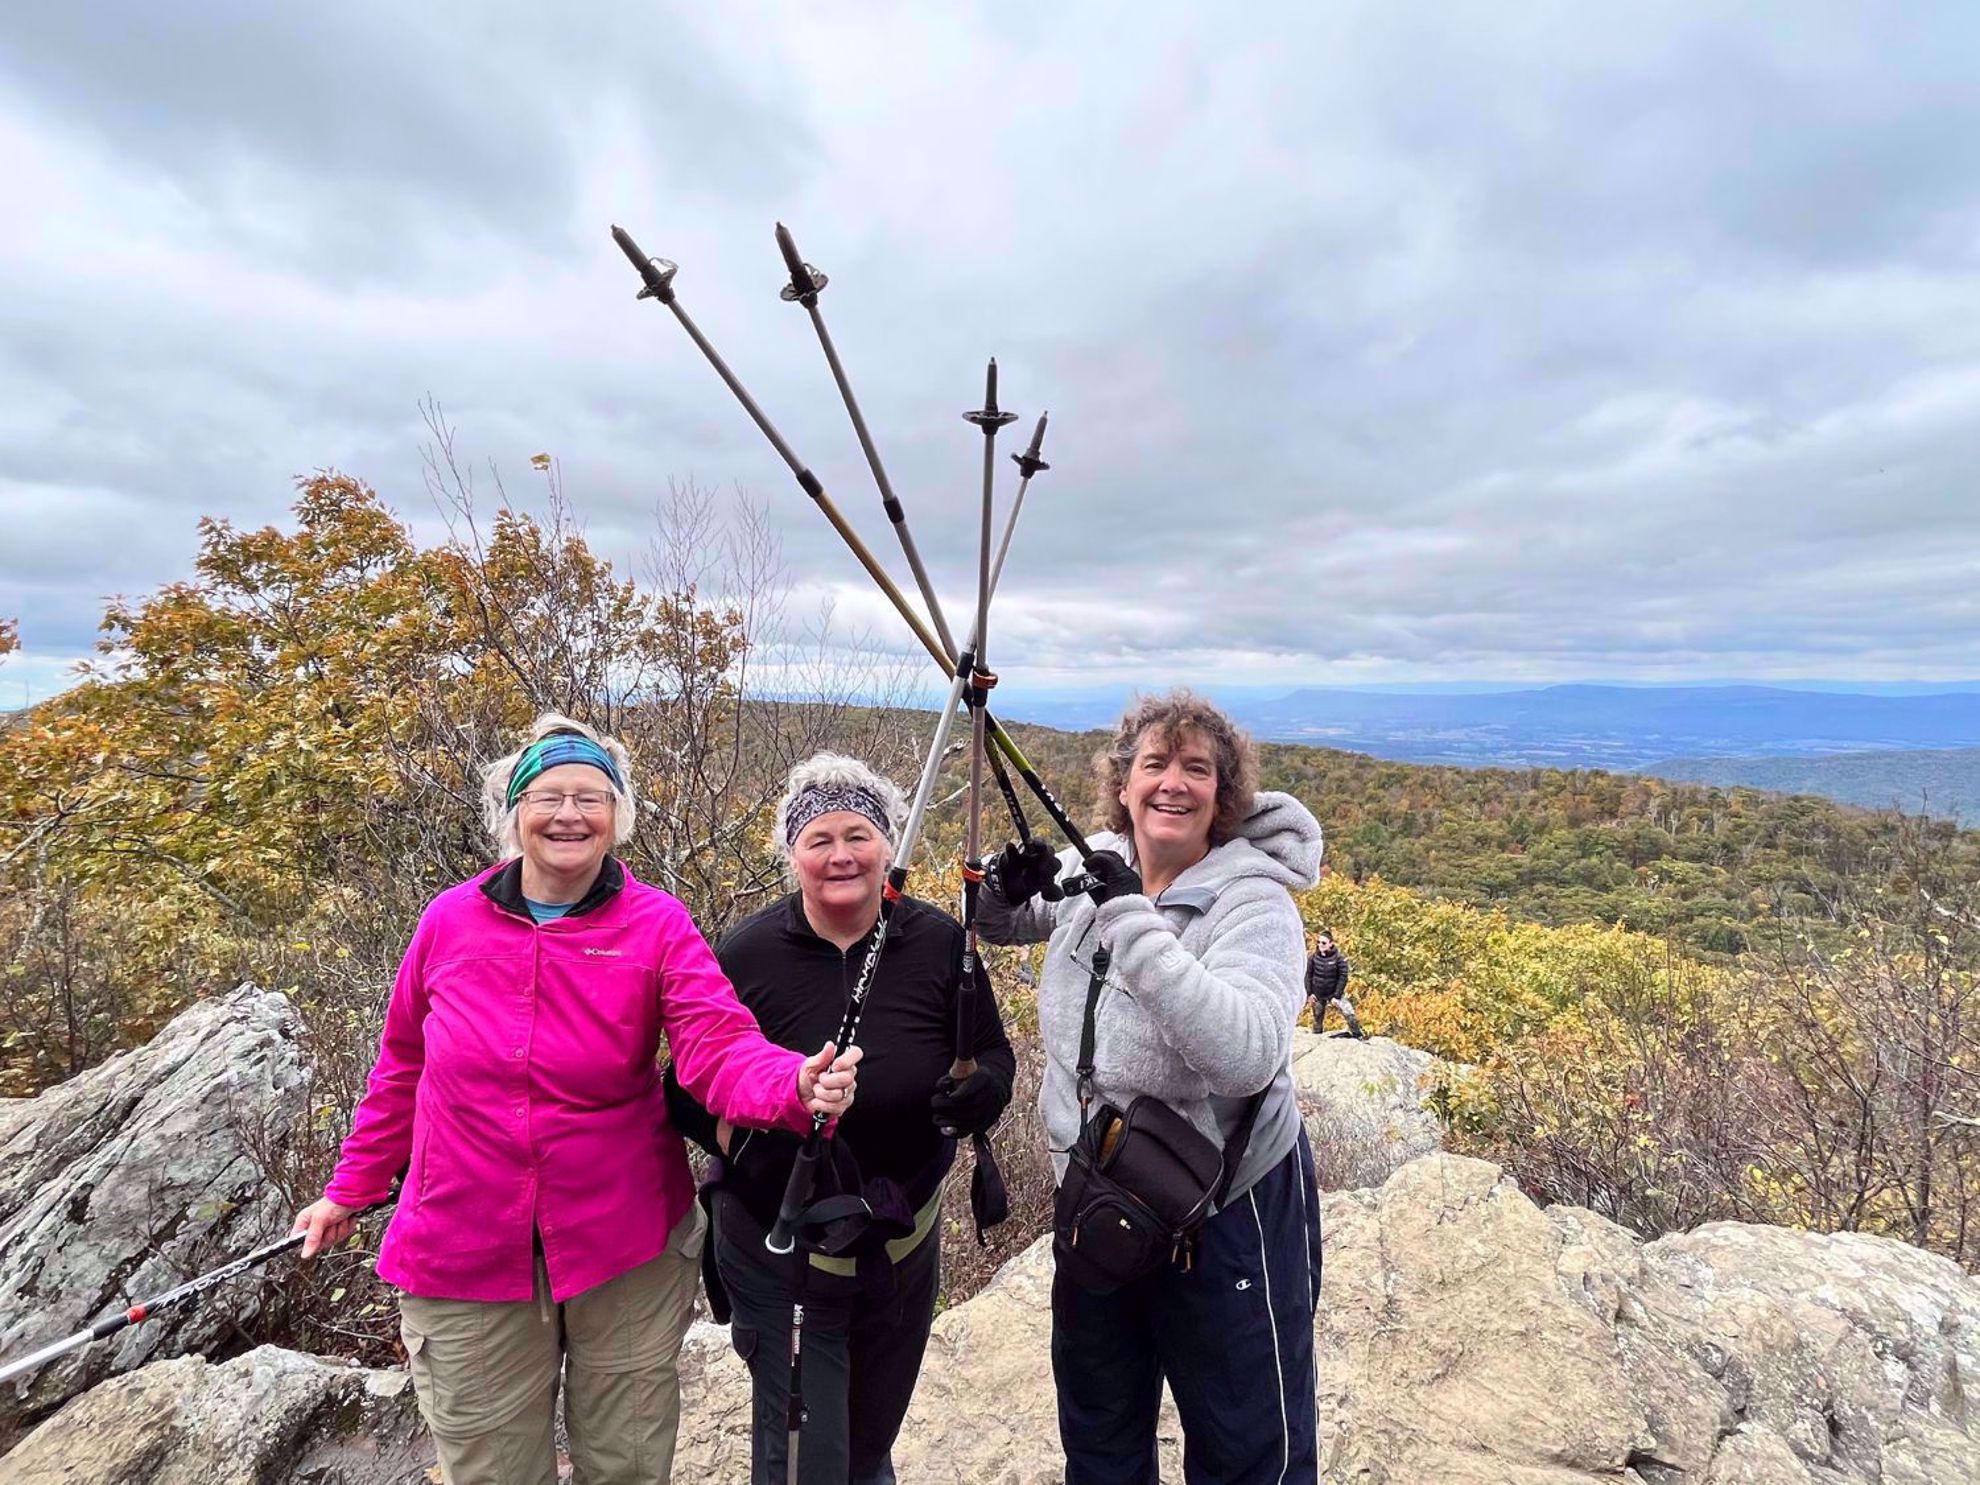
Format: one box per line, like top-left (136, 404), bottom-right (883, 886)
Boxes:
top-left (0, 449), bottom-right (918, 1092)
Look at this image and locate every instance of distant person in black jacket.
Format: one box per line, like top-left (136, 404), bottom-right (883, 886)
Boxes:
top-left (666, 752), bottom-right (1015, 1485)
top-left (1305, 930), bottom-right (1366, 1039)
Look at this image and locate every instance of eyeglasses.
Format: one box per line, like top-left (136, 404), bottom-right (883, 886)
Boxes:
top-left (517, 789), bottom-right (616, 815)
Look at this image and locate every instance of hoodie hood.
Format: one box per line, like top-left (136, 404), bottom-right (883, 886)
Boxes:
top-left (1225, 790), bottom-right (1324, 890)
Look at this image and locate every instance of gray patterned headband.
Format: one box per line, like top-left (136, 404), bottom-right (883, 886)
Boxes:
top-left (784, 783), bottom-right (894, 848)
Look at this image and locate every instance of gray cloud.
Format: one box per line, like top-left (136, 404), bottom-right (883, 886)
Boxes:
top-left (5, 0), bottom-right (1980, 707)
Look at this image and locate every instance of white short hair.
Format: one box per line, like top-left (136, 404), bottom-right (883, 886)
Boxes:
top-left (480, 713), bottom-right (637, 858)
top-left (771, 752), bottom-right (908, 885)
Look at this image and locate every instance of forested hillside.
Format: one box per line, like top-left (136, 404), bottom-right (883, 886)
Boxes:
top-left (995, 721), bottom-right (1980, 955)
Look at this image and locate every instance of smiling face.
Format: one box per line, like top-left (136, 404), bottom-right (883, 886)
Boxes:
top-left (791, 810), bottom-right (893, 929)
top-left (1118, 725), bottom-right (1219, 868)
top-left (516, 761), bottom-right (616, 894)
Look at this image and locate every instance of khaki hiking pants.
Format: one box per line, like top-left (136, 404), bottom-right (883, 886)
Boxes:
top-left (399, 1203), bottom-right (706, 1485)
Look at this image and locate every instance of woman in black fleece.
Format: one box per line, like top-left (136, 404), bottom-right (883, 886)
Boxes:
top-left (665, 752), bottom-right (1014, 1485)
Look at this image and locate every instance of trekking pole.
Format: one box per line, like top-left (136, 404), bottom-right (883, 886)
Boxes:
top-left (973, 410), bottom-right (1052, 843)
top-left (610, 225), bottom-right (1092, 860)
top-left (0, 1199), bottom-right (393, 1386)
top-left (773, 224), bottom-right (1047, 845)
top-left (763, 641), bottom-right (977, 1485)
top-left (952, 359), bottom-right (1015, 1095)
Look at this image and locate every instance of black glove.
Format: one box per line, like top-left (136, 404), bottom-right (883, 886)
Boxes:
top-left (1081, 849), bottom-right (1144, 905)
top-left (930, 1066), bottom-right (1009, 1137)
top-left (988, 839), bottom-right (1064, 907)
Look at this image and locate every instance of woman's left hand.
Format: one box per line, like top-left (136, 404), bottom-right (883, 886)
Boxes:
top-left (1081, 849), bottom-right (1144, 905)
top-left (930, 1066), bottom-right (1008, 1136)
top-left (797, 1040), bottom-right (863, 1120)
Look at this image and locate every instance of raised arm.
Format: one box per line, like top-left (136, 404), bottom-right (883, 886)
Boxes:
top-left (976, 840), bottom-right (1080, 947)
top-left (656, 902), bottom-right (819, 1134)
top-left (1094, 886), bottom-right (1306, 1097)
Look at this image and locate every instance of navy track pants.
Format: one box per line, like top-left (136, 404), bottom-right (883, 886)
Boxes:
top-left (1052, 1129), bottom-right (1323, 1485)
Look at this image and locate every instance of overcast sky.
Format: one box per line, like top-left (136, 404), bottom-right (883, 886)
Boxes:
top-left (4, 2), bottom-right (1979, 707)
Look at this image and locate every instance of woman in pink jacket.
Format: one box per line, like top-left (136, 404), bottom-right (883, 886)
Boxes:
top-left (292, 714), bottom-right (861, 1485)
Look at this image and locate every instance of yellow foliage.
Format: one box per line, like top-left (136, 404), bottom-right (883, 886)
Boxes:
top-left (1296, 874), bottom-right (1703, 1063)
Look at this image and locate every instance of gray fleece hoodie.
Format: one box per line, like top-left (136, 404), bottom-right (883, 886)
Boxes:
top-left (977, 791), bottom-right (1323, 1206)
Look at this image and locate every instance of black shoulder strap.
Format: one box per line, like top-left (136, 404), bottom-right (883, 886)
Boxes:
top-left (1214, 1089), bottom-right (1268, 1207)
top-left (1076, 945), bottom-right (1110, 1117)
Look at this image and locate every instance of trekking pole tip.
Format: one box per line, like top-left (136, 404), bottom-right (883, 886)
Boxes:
top-left (965, 358), bottom-right (1019, 431)
top-left (1012, 411), bottom-right (1051, 475)
top-left (775, 221), bottom-right (827, 304)
top-left (610, 225), bottom-right (678, 303)
top-left (765, 1138), bottom-right (823, 1254)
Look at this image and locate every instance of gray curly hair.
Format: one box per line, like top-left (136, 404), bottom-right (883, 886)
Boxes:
top-left (771, 752), bottom-right (908, 885)
top-left (480, 712), bottom-right (638, 859)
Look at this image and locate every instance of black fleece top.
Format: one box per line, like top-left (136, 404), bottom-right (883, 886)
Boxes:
top-left (665, 892), bottom-right (1015, 1226)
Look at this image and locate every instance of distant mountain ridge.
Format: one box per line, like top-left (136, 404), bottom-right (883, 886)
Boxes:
top-left (1651, 746), bottom-right (1980, 821)
top-left (1003, 684), bottom-right (1980, 771)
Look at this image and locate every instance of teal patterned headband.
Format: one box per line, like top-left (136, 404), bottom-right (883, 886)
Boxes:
top-left (505, 734), bottom-right (625, 808)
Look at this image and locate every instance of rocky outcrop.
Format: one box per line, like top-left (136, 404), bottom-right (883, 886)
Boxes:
top-left (0, 987), bottom-right (308, 1448)
top-left (1290, 1028), bottom-right (1452, 1189)
top-left (673, 1237), bottom-right (1133, 1485)
top-left (1320, 1154), bottom-right (1980, 1484)
top-left (9, 982), bottom-right (1977, 1484)
top-left (1, 1345), bottom-right (428, 1484)
top-left (676, 1153), bottom-right (1980, 1484)
top-left (898, 1235), bottom-right (1183, 1482)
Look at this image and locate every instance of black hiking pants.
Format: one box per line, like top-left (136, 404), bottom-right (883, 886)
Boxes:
top-left (714, 1199), bottom-right (941, 1485)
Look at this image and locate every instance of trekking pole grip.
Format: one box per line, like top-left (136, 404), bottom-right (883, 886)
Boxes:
top-left (765, 1136), bottom-right (823, 1254)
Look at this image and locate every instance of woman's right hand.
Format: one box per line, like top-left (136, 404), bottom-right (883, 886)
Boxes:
top-left (291, 1197), bottom-right (357, 1259)
top-left (797, 1041), bottom-right (863, 1120)
top-left (989, 839), bottom-right (1064, 907)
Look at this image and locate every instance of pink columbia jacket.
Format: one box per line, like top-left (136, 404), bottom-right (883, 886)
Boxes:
top-left (324, 859), bottom-right (814, 1302)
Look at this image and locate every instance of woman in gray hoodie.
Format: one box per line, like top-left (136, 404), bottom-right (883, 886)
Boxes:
top-left (980, 689), bottom-right (1324, 1485)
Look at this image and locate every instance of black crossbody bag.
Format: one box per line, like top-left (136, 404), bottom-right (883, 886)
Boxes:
top-left (1052, 945), bottom-right (1263, 1295)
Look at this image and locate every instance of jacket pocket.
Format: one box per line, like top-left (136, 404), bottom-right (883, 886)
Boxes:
top-left (397, 1315), bottom-right (434, 1419)
top-left (411, 1120), bottom-right (432, 1208)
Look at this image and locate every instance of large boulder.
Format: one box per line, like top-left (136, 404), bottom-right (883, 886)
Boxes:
top-left (0, 1344), bottom-right (429, 1484)
top-left (897, 1236), bottom-right (1183, 1483)
top-left (1290, 1028), bottom-right (1451, 1189)
top-left (1627, 1219), bottom-right (1980, 1483)
top-left (0, 987), bottom-right (308, 1448)
top-left (1320, 1154), bottom-right (1980, 1484)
